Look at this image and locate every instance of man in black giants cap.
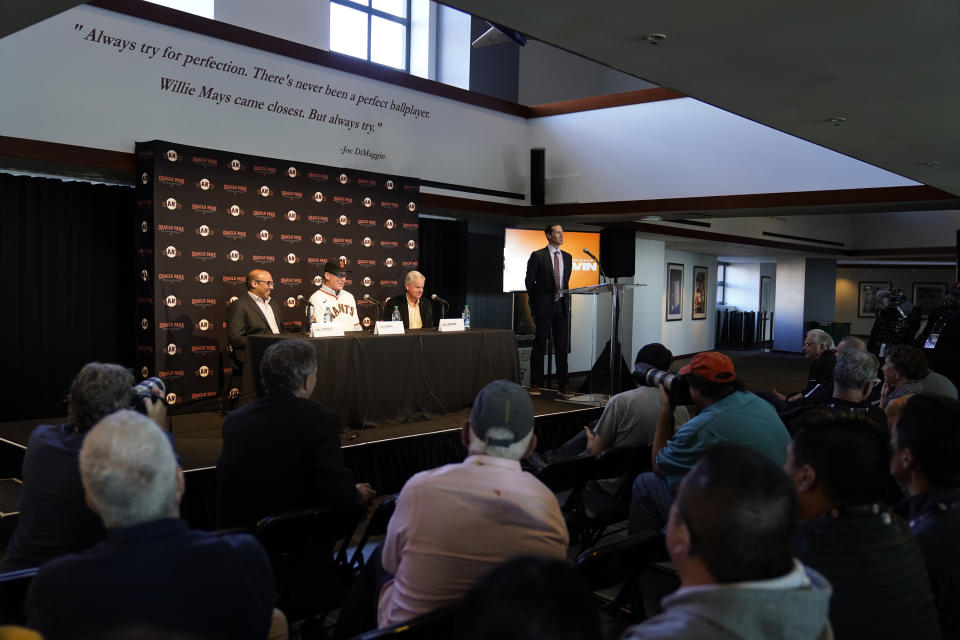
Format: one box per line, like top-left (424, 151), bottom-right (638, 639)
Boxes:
top-left (308, 258), bottom-right (362, 331)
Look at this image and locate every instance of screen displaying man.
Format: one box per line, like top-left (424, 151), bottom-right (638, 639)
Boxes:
top-left (225, 269), bottom-right (283, 371)
top-left (309, 259), bottom-right (362, 331)
top-left (524, 224), bottom-right (572, 396)
top-left (385, 270), bottom-right (433, 330)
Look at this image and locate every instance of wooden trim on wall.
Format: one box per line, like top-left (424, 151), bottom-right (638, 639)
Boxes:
top-left (527, 88), bottom-right (685, 117)
top-left (0, 136), bottom-right (134, 173)
top-left (837, 264), bottom-right (954, 270)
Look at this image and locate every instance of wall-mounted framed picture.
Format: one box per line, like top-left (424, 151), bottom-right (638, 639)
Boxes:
top-left (692, 266), bottom-right (708, 320)
top-left (666, 263), bottom-right (683, 321)
top-left (913, 282), bottom-right (947, 317)
top-left (858, 281), bottom-right (891, 318)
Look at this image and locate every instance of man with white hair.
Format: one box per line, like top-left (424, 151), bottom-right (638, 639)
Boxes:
top-left (25, 410), bottom-right (277, 640)
top-left (384, 270), bottom-right (434, 329)
top-left (376, 379), bottom-right (568, 628)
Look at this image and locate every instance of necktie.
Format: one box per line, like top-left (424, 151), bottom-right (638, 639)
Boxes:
top-left (553, 250), bottom-right (561, 301)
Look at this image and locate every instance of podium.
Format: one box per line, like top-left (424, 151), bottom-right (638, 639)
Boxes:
top-left (564, 282), bottom-right (645, 396)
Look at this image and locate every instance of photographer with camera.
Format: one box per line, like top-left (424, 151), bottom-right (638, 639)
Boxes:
top-left (1, 363), bottom-right (168, 571)
top-left (628, 351), bottom-right (790, 537)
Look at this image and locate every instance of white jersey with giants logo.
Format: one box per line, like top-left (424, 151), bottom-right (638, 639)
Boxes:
top-left (308, 287), bottom-right (362, 331)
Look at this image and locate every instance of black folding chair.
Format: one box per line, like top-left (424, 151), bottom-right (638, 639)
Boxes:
top-left (348, 603), bottom-right (458, 640)
top-left (578, 444), bottom-right (652, 547)
top-left (256, 504), bottom-right (365, 630)
top-left (575, 532), bottom-right (668, 625)
top-left (0, 566), bottom-right (40, 626)
top-left (348, 495), bottom-right (397, 571)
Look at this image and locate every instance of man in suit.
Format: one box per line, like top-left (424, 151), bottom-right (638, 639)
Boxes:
top-left (225, 268), bottom-right (283, 372)
top-left (385, 270), bottom-right (434, 330)
top-left (216, 339), bottom-right (375, 529)
top-left (525, 224), bottom-right (572, 396)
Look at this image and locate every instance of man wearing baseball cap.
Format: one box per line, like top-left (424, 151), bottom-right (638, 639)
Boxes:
top-left (308, 258), bottom-right (362, 331)
top-left (374, 379), bottom-right (568, 629)
top-left (629, 351), bottom-right (790, 537)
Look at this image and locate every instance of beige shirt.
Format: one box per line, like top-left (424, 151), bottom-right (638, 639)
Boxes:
top-left (407, 298), bottom-right (422, 329)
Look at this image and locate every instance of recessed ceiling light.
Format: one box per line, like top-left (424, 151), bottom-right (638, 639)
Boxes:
top-left (640, 33), bottom-right (667, 44)
top-left (640, 215), bottom-right (663, 221)
top-left (826, 117), bottom-right (846, 126)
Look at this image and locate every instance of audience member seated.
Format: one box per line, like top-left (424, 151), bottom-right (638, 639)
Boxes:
top-left (890, 394), bottom-right (960, 637)
top-left (536, 343), bottom-right (689, 493)
top-left (25, 411), bottom-right (278, 640)
top-left (879, 344), bottom-right (929, 409)
top-left (377, 379), bottom-right (568, 628)
top-left (629, 352), bottom-right (790, 536)
top-left (759, 329), bottom-right (837, 411)
top-left (1, 363), bottom-right (165, 571)
top-left (786, 411), bottom-right (940, 639)
top-left (917, 369), bottom-right (959, 400)
top-left (782, 348), bottom-right (886, 431)
top-left (623, 445), bottom-right (832, 640)
top-left (457, 556), bottom-right (600, 640)
top-left (216, 339), bottom-right (374, 529)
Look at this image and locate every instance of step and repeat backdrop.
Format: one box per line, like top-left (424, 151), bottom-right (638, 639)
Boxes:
top-left (135, 139), bottom-right (420, 411)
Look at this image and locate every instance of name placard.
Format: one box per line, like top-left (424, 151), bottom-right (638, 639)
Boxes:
top-left (311, 322), bottom-right (344, 338)
top-left (374, 321), bottom-right (405, 335)
top-left (438, 318), bottom-right (466, 332)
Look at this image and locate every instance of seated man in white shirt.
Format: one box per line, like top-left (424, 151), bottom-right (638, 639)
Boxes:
top-left (384, 270), bottom-right (434, 330)
top-left (308, 259), bottom-right (362, 331)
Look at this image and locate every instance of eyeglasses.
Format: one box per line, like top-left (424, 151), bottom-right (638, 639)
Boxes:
top-left (802, 342), bottom-right (818, 348)
top-left (254, 280), bottom-right (274, 286)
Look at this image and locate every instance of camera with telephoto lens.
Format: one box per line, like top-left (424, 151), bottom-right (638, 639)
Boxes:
top-left (632, 362), bottom-right (692, 406)
top-left (132, 377), bottom-right (167, 413)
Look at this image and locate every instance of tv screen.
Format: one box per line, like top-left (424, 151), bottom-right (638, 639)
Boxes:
top-left (503, 228), bottom-right (601, 293)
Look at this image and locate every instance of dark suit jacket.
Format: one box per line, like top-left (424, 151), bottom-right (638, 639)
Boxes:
top-left (525, 246), bottom-right (572, 318)
top-left (384, 294), bottom-right (434, 329)
top-left (225, 292), bottom-right (284, 366)
top-left (25, 519), bottom-right (275, 640)
top-left (215, 390), bottom-right (359, 529)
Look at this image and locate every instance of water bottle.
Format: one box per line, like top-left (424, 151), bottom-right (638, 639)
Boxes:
top-left (391, 306), bottom-right (401, 322)
top-left (323, 308), bottom-right (333, 324)
top-left (462, 304), bottom-right (471, 330)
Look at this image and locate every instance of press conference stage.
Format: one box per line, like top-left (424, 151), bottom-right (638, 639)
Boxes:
top-left (0, 391), bottom-right (602, 531)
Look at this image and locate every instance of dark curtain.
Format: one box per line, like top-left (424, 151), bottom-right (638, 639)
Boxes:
top-left (418, 218), bottom-right (468, 318)
top-left (0, 174), bottom-right (136, 422)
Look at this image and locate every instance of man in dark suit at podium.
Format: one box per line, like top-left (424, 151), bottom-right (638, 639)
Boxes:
top-left (525, 224), bottom-right (572, 396)
top-left (225, 268), bottom-right (283, 372)
top-left (385, 270), bottom-right (434, 330)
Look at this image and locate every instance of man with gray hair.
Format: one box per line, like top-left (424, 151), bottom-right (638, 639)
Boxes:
top-left (376, 379), bottom-right (568, 628)
top-left (385, 270), bottom-right (433, 329)
top-left (761, 329), bottom-right (837, 412)
top-left (216, 339), bottom-right (374, 528)
top-left (2, 362), bottom-right (165, 571)
top-left (25, 410), bottom-right (277, 639)
top-left (782, 349), bottom-right (887, 430)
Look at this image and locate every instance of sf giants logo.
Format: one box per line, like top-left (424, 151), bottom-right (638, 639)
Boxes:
top-left (328, 302), bottom-right (355, 318)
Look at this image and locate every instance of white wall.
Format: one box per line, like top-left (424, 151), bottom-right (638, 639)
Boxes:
top-left (215, 0), bottom-right (329, 50)
top-left (528, 98), bottom-right (918, 204)
top-left (625, 237), bottom-right (667, 363)
top-left (836, 267), bottom-right (955, 335)
top-left (0, 5), bottom-right (527, 193)
top-left (724, 263), bottom-right (761, 311)
top-left (661, 250), bottom-right (716, 356)
top-left (774, 259), bottom-right (806, 351)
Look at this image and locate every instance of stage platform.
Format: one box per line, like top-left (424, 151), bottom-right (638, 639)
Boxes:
top-left (0, 390), bottom-right (602, 530)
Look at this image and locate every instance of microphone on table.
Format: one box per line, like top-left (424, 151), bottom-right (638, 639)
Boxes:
top-left (297, 295), bottom-right (313, 332)
top-left (431, 293), bottom-right (450, 320)
top-left (363, 293), bottom-right (383, 323)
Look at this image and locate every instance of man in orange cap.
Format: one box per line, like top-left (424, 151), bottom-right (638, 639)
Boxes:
top-left (629, 351), bottom-right (790, 536)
